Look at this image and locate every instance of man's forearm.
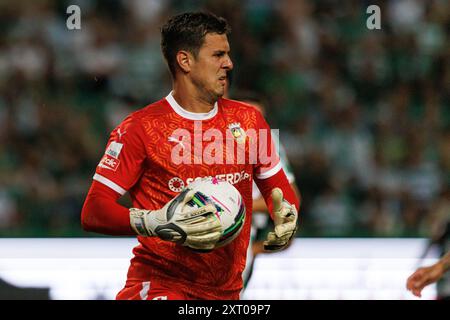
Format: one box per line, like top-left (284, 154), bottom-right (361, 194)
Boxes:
top-left (253, 182), bottom-right (300, 214)
top-left (81, 180), bottom-right (136, 235)
top-left (439, 252), bottom-right (450, 272)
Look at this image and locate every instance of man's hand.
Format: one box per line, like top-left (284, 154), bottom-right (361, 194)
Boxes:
top-left (406, 262), bottom-right (445, 297)
top-left (129, 188), bottom-right (222, 251)
top-left (263, 188), bottom-right (298, 251)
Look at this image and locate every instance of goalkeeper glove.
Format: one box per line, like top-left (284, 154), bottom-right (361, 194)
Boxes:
top-left (263, 188), bottom-right (298, 251)
top-left (129, 188), bottom-right (222, 251)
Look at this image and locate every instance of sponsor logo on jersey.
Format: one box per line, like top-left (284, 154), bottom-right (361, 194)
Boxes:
top-left (98, 154), bottom-right (120, 171)
top-left (105, 141), bottom-right (123, 159)
top-left (117, 128), bottom-right (126, 141)
top-left (168, 171), bottom-right (251, 193)
top-left (168, 177), bottom-right (185, 193)
top-left (168, 136), bottom-right (186, 150)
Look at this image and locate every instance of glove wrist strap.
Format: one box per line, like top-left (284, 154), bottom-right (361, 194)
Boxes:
top-left (129, 208), bottom-right (154, 237)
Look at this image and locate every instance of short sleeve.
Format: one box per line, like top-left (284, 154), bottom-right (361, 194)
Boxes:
top-left (94, 115), bottom-right (147, 195)
top-left (253, 111), bottom-right (281, 180)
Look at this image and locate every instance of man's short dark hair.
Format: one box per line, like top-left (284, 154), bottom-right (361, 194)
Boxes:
top-left (161, 12), bottom-right (231, 77)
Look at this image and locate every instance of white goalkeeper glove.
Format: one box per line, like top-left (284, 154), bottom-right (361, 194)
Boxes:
top-left (129, 188), bottom-right (222, 251)
top-left (263, 188), bottom-right (298, 251)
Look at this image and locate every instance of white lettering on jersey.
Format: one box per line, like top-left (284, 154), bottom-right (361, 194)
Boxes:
top-left (175, 171), bottom-right (251, 191)
top-left (98, 154), bottom-right (120, 171)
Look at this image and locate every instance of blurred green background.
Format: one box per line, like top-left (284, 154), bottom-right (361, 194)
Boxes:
top-left (0, 0), bottom-right (448, 238)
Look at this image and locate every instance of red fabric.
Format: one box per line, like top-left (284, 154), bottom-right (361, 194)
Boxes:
top-left (81, 180), bottom-right (134, 235)
top-left (116, 281), bottom-right (186, 300)
top-left (82, 96), bottom-right (283, 299)
top-left (254, 169), bottom-right (301, 220)
top-left (116, 280), bottom-right (240, 300)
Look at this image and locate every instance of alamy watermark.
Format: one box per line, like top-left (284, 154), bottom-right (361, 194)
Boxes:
top-left (168, 121), bottom-right (279, 166)
top-left (66, 5), bottom-right (81, 30)
top-left (366, 5), bottom-right (381, 30)
top-left (98, 121), bottom-right (280, 175)
top-left (67, 4), bottom-right (380, 31)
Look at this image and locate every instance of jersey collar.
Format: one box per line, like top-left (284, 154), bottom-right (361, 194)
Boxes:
top-left (165, 91), bottom-right (218, 121)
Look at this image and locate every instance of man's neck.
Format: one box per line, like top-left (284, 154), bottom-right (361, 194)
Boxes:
top-left (172, 81), bottom-right (216, 113)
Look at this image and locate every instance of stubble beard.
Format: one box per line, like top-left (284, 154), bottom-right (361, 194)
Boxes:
top-left (193, 77), bottom-right (222, 105)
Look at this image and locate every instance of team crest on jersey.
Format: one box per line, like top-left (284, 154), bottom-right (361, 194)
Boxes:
top-left (228, 122), bottom-right (246, 144)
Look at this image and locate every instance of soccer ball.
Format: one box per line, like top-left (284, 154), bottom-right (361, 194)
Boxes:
top-left (184, 177), bottom-right (246, 248)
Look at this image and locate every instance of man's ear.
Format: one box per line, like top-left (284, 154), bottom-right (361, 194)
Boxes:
top-left (176, 50), bottom-right (193, 73)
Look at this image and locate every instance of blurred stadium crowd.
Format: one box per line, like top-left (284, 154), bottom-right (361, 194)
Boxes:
top-left (0, 0), bottom-right (448, 237)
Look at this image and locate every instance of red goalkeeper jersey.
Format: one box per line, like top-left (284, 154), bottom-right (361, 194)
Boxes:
top-left (94, 92), bottom-right (282, 299)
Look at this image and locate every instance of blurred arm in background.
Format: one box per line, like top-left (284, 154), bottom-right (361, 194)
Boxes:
top-left (407, 251), bottom-right (450, 298)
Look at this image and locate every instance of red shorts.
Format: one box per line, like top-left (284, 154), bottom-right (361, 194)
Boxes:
top-left (116, 281), bottom-right (191, 300)
top-left (116, 280), bottom-right (240, 300)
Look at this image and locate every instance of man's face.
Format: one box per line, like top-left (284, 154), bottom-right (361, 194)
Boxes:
top-left (190, 33), bottom-right (233, 101)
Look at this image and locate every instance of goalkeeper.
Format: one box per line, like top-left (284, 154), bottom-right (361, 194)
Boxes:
top-left (81, 12), bottom-right (300, 300)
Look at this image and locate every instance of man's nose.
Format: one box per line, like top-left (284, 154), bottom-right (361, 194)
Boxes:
top-left (223, 57), bottom-right (233, 70)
